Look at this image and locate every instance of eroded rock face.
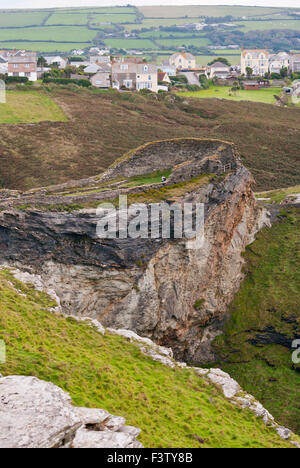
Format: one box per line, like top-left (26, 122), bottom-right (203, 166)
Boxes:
top-left (0, 375), bottom-right (142, 449)
top-left (0, 138), bottom-right (270, 363)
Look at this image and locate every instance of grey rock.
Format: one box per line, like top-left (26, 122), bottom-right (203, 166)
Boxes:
top-left (72, 428), bottom-right (136, 449)
top-left (0, 375), bottom-right (142, 449)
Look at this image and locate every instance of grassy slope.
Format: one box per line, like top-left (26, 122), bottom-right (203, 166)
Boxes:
top-left (213, 207), bottom-right (300, 434)
top-left (0, 87), bottom-right (299, 192)
top-left (179, 86), bottom-right (282, 105)
top-left (0, 90), bottom-right (67, 124)
top-left (0, 268), bottom-right (298, 449)
top-left (256, 185), bottom-right (300, 203)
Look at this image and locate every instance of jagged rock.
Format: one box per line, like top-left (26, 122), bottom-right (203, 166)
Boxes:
top-left (71, 428), bottom-right (141, 449)
top-left (0, 375), bottom-right (81, 448)
top-left (235, 396), bottom-right (274, 425)
top-left (0, 375), bottom-right (142, 449)
top-left (207, 368), bottom-right (240, 398)
top-left (139, 346), bottom-right (175, 368)
top-left (276, 427), bottom-right (291, 440)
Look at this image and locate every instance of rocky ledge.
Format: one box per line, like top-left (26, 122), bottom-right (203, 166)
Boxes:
top-left (0, 374), bottom-right (142, 449)
top-left (0, 138), bottom-right (270, 363)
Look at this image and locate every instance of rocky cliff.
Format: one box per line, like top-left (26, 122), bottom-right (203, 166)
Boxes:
top-left (0, 138), bottom-right (269, 363)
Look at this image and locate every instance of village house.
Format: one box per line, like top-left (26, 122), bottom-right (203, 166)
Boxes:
top-left (7, 51), bottom-right (37, 81)
top-left (289, 52), bottom-right (300, 74)
top-left (241, 49), bottom-right (269, 76)
top-left (169, 52), bottom-right (196, 70)
top-left (90, 55), bottom-right (111, 65)
top-left (90, 71), bottom-right (111, 88)
top-left (112, 61), bottom-right (158, 92)
top-left (44, 56), bottom-right (67, 69)
top-left (269, 52), bottom-right (290, 75)
top-left (206, 61), bottom-right (230, 79)
top-left (158, 71), bottom-right (171, 84)
top-left (161, 61), bottom-right (177, 77)
top-left (0, 55), bottom-right (8, 74)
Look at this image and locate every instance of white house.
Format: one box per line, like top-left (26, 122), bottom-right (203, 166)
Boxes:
top-left (8, 54), bottom-right (37, 81)
top-left (206, 62), bottom-right (230, 79)
top-left (44, 56), bottom-right (67, 69)
top-left (241, 49), bottom-right (269, 76)
top-left (269, 52), bottom-right (290, 74)
top-left (0, 56), bottom-right (8, 74)
top-left (161, 61), bottom-right (177, 77)
top-left (169, 52), bottom-right (196, 70)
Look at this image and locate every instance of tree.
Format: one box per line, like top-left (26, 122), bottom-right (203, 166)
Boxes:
top-left (246, 67), bottom-right (253, 78)
top-left (280, 67), bottom-right (288, 78)
top-left (208, 57), bottom-right (231, 67)
top-left (37, 56), bottom-right (47, 68)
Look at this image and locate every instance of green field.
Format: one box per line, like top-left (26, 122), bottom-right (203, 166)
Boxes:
top-left (0, 11), bottom-right (47, 27)
top-left (0, 41), bottom-right (91, 52)
top-left (156, 37), bottom-right (211, 48)
top-left (46, 12), bottom-right (137, 26)
top-left (0, 267), bottom-right (298, 448)
top-left (0, 25), bottom-right (95, 42)
top-left (236, 19), bottom-right (300, 32)
top-left (0, 5), bottom-right (299, 55)
top-left (178, 86), bottom-right (282, 104)
top-left (139, 5), bottom-right (286, 18)
top-left (0, 91), bottom-right (67, 124)
top-left (104, 38), bottom-right (155, 50)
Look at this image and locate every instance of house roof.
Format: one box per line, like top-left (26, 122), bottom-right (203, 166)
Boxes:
top-left (210, 62), bottom-right (230, 69)
top-left (84, 64), bottom-right (100, 73)
top-left (8, 56), bottom-right (36, 64)
top-left (158, 72), bottom-right (167, 81)
top-left (170, 52), bottom-right (195, 61)
top-left (242, 49), bottom-right (269, 58)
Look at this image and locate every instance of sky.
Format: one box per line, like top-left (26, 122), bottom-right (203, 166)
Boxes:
top-left (0, 1), bottom-right (299, 9)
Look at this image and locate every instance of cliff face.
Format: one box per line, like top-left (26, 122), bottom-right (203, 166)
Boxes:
top-left (0, 138), bottom-right (269, 363)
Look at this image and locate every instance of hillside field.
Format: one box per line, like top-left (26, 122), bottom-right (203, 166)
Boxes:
top-left (0, 87), bottom-right (299, 192)
top-left (178, 86), bottom-right (282, 105)
top-left (0, 90), bottom-right (67, 124)
top-left (0, 267), bottom-right (298, 448)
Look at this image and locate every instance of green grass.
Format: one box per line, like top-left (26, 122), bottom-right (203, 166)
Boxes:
top-left (256, 185), bottom-right (300, 203)
top-left (178, 86), bottom-right (282, 105)
top-left (0, 26), bottom-right (96, 42)
top-left (156, 37), bottom-right (211, 48)
top-left (0, 11), bottom-right (48, 27)
top-left (104, 38), bottom-right (155, 50)
top-left (0, 91), bottom-right (67, 124)
top-left (138, 5), bottom-right (286, 19)
top-left (236, 19), bottom-right (300, 32)
top-left (0, 267), bottom-right (297, 448)
top-left (0, 41), bottom-right (91, 53)
top-left (212, 207), bottom-right (300, 434)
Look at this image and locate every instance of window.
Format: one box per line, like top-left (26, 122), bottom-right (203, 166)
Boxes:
top-left (120, 64), bottom-right (128, 71)
top-left (125, 80), bottom-right (132, 88)
top-left (25, 72), bottom-right (30, 77)
top-left (148, 75), bottom-right (151, 80)
top-left (144, 65), bottom-right (148, 72)
top-left (137, 75), bottom-right (141, 79)
top-left (25, 64), bottom-right (30, 68)
top-left (13, 64), bottom-right (18, 68)
top-left (96, 80), bottom-right (102, 85)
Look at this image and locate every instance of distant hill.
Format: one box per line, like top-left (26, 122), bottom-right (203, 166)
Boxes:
top-left (0, 5), bottom-right (299, 63)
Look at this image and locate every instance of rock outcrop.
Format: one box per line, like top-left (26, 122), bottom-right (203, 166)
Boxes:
top-left (0, 138), bottom-right (270, 363)
top-left (0, 375), bottom-right (142, 449)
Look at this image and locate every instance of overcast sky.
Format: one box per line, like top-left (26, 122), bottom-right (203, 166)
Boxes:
top-left (0, 1), bottom-right (299, 10)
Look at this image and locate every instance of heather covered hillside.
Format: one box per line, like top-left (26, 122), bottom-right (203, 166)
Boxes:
top-left (0, 87), bottom-right (299, 192)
